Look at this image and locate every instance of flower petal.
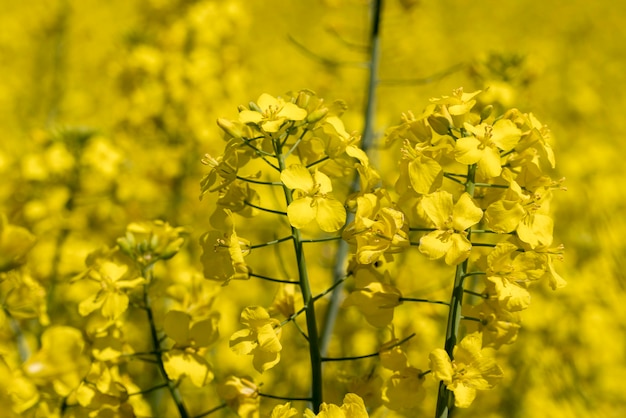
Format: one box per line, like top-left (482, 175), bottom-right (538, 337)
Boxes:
top-left (280, 165), bottom-right (314, 191)
top-left (452, 193), bottom-right (483, 231)
top-left (421, 191), bottom-right (454, 228)
top-left (287, 197), bottom-right (317, 229)
top-left (315, 198), bottom-right (346, 232)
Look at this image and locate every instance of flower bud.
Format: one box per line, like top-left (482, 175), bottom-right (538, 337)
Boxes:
top-left (481, 105), bottom-right (494, 121)
top-left (216, 118), bottom-right (243, 140)
top-left (306, 107), bottom-right (328, 123)
top-left (427, 114), bottom-right (451, 135)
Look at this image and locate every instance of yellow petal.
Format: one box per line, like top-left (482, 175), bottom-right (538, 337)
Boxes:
top-left (421, 191), bottom-right (454, 228)
top-left (419, 231), bottom-right (453, 261)
top-left (164, 310), bottom-right (191, 346)
top-left (408, 155), bottom-right (443, 195)
top-left (452, 193), bottom-right (483, 231)
top-left (313, 170), bottom-right (333, 194)
top-left (281, 165), bottom-right (314, 191)
top-left (238, 109), bottom-right (263, 124)
top-left (189, 315), bottom-right (220, 347)
top-left (252, 348), bottom-right (281, 373)
top-left (491, 119), bottom-right (521, 151)
top-left (278, 102), bottom-right (307, 121)
top-left (429, 349), bottom-right (453, 383)
top-left (316, 198), bottom-right (346, 232)
top-left (477, 145), bottom-right (502, 178)
top-left (444, 233), bottom-right (472, 265)
top-left (257, 93), bottom-right (279, 109)
top-left (101, 291), bottom-right (129, 320)
top-left (287, 197), bottom-right (317, 229)
top-left (454, 136), bottom-right (482, 165)
top-left (452, 384), bottom-right (477, 408)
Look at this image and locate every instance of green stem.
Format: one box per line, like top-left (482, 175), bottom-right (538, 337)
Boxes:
top-left (435, 163), bottom-right (477, 418)
top-left (275, 138), bottom-right (323, 413)
top-left (142, 269), bottom-right (189, 418)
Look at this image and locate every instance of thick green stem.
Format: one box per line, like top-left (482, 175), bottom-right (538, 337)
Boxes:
top-left (275, 139), bottom-right (323, 413)
top-left (142, 269), bottom-right (189, 418)
top-left (435, 163), bottom-right (477, 418)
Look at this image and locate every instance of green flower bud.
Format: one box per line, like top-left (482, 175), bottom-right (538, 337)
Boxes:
top-left (481, 105), bottom-right (494, 121)
top-left (427, 114), bottom-right (451, 135)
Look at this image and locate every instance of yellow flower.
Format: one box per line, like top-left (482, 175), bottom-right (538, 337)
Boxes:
top-left (304, 393), bottom-right (369, 418)
top-left (230, 306), bottom-right (282, 373)
top-left (217, 376), bottom-right (259, 418)
top-left (429, 332), bottom-right (503, 408)
top-left (280, 164), bottom-right (346, 232)
top-left (75, 249), bottom-right (145, 321)
top-left (483, 242), bottom-right (544, 312)
top-left (342, 191), bottom-right (409, 264)
top-left (419, 191), bottom-right (483, 265)
top-left (429, 88), bottom-right (482, 129)
top-left (239, 93), bottom-right (307, 133)
top-left (162, 310), bottom-right (219, 387)
top-left (270, 402), bottom-right (298, 418)
top-left (455, 119), bottom-right (521, 178)
top-left (23, 326), bottom-right (90, 397)
top-left (382, 366), bottom-right (426, 411)
top-left (200, 209), bottom-right (251, 285)
top-left (0, 214), bottom-right (36, 273)
top-left (343, 266), bottom-right (402, 328)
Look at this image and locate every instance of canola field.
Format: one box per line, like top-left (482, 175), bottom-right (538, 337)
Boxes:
top-left (1, 1), bottom-right (625, 417)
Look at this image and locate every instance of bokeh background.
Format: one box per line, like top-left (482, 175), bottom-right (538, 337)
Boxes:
top-left (1, 0), bottom-right (625, 417)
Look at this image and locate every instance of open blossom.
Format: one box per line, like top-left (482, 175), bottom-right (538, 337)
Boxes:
top-left (281, 164), bottom-right (346, 232)
top-left (455, 119), bottom-right (522, 178)
top-left (343, 267), bottom-right (402, 327)
top-left (162, 310), bottom-right (219, 387)
top-left (199, 209), bottom-right (251, 285)
top-left (304, 393), bottom-right (369, 418)
top-left (429, 332), bottom-right (503, 408)
top-left (239, 93), bottom-right (307, 133)
top-left (230, 306), bottom-right (282, 373)
top-left (419, 191), bottom-right (483, 265)
top-left (342, 191), bottom-right (409, 264)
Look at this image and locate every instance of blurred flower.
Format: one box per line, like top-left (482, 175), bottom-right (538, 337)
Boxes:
top-left (199, 209), bottom-right (251, 285)
top-left (217, 376), bottom-right (259, 418)
top-left (162, 310), bottom-right (219, 386)
top-left (344, 267), bottom-right (402, 328)
top-left (304, 393), bottom-right (369, 418)
top-left (75, 248), bottom-right (144, 321)
top-left (23, 326), bottom-right (90, 397)
top-left (230, 306), bottom-right (282, 373)
top-left (0, 214), bottom-right (36, 273)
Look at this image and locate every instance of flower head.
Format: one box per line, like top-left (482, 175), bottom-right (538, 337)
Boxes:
top-left (229, 306), bottom-right (282, 373)
top-left (429, 332), bottom-right (503, 408)
top-left (239, 93), bottom-right (307, 133)
top-left (419, 191), bottom-right (483, 265)
top-left (281, 165), bottom-right (346, 232)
